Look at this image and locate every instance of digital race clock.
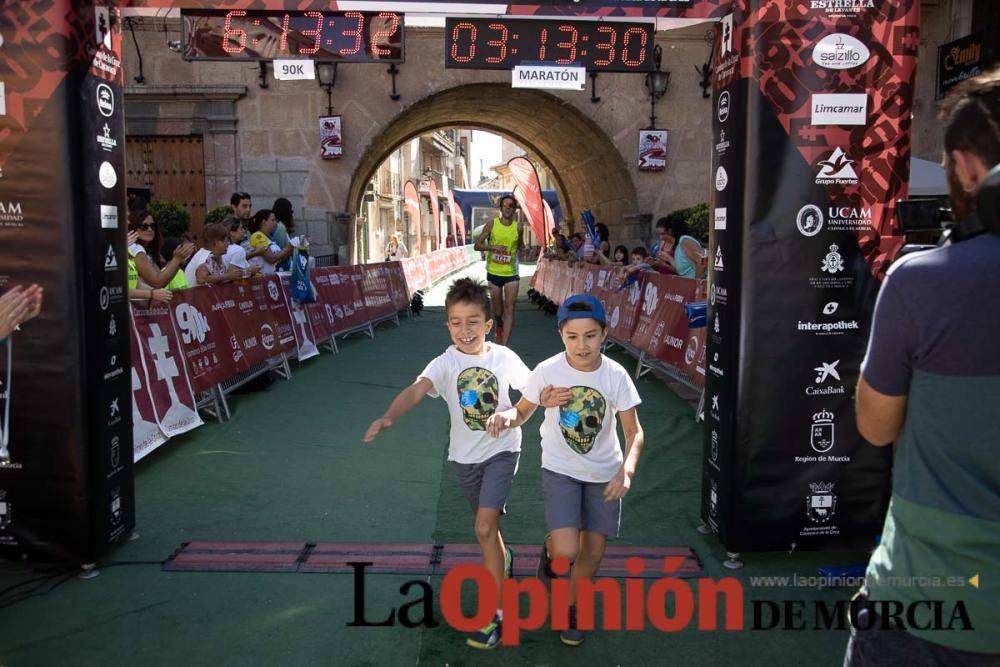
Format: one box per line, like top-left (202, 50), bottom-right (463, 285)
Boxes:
top-left (444, 18), bottom-right (655, 72)
top-left (181, 10), bottom-right (404, 62)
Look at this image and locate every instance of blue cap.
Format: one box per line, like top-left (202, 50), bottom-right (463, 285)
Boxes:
top-left (557, 294), bottom-right (606, 326)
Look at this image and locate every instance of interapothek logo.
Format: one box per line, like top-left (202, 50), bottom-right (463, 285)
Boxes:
top-left (813, 34), bottom-right (870, 70)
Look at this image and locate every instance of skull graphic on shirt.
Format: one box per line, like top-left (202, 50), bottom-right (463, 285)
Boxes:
top-left (457, 367), bottom-right (499, 431)
top-left (559, 386), bottom-right (607, 455)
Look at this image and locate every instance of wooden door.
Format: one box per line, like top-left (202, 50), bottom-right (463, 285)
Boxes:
top-left (125, 136), bottom-right (206, 238)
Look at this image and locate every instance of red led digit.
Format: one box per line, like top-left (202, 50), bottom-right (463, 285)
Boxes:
top-left (621, 27), bottom-right (648, 67)
top-left (277, 13), bottom-right (291, 53)
top-left (450, 22), bottom-right (477, 63)
top-left (538, 27), bottom-right (548, 60)
top-left (555, 24), bottom-right (578, 65)
top-left (340, 11), bottom-right (364, 56)
top-left (593, 25), bottom-right (616, 66)
top-left (297, 11), bottom-right (322, 55)
top-left (222, 10), bottom-right (247, 54)
top-left (486, 22), bottom-right (509, 64)
top-left (370, 12), bottom-right (400, 57)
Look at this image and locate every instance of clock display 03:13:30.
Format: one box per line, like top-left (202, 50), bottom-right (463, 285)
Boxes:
top-left (444, 18), bottom-right (655, 73)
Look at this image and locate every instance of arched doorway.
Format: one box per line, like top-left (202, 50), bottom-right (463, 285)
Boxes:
top-left (347, 83), bottom-right (638, 255)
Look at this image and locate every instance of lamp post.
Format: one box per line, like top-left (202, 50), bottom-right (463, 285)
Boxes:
top-left (316, 62), bottom-right (338, 115)
top-left (644, 45), bottom-right (671, 128)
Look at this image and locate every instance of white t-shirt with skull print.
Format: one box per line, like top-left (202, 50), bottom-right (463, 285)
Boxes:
top-left (523, 353), bottom-right (642, 483)
top-left (419, 343), bottom-right (531, 464)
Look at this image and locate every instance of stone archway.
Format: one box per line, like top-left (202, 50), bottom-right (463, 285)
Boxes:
top-left (348, 83), bottom-right (639, 245)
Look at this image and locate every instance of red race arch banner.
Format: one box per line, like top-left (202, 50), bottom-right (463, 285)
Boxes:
top-left (403, 180), bottom-right (421, 251)
top-left (508, 156), bottom-right (547, 246)
top-left (447, 190), bottom-right (466, 245)
top-left (428, 179), bottom-right (442, 251)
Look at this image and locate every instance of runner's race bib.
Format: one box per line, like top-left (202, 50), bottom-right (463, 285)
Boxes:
top-left (492, 250), bottom-right (511, 264)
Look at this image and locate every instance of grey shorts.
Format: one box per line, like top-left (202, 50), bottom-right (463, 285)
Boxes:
top-left (451, 450), bottom-right (520, 513)
top-left (542, 468), bottom-right (621, 538)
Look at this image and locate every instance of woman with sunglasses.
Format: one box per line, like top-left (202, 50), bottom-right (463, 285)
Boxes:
top-left (127, 210), bottom-right (196, 292)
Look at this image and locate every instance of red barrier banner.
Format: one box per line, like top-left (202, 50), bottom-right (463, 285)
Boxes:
top-left (361, 264), bottom-right (397, 320)
top-left (608, 277), bottom-right (643, 344)
top-left (645, 276), bottom-right (698, 369)
top-left (314, 266), bottom-right (370, 334)
top-left (172, 286), bottom-right (248, 393)
top-left (130, 303), bottom-right (203, 449)
top-left (129, 313), bottom-right (167, 460)
top-left (682, 326), bottom-right (707, 390)
top-left (400, 255), bottom-right (430, 294)
top-left (281, 276), bottom-right (320, 361)
top-left (305, 300), bottom-right (336, 341)
top-left (217, 278), bottom-right (296, 369)
top-left (384, 262), bottom-right (412, 312)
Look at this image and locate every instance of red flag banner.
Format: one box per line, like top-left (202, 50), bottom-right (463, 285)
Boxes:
top-left (447, 190), bottom-right (467, 245)
top-left (129, 313), bottom-right (168, 461)
top-left (130, 302), bottom-right (203, 447)
top-left (280, 276), bottom-right (320, 361)
top-left (429, 179), bottom-right (442, 251)
top-left (403, 180), bottom-right (421, 250)
top-left (507, 156), bottom-right (547, 246)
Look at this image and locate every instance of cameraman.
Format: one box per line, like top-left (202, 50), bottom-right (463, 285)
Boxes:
top-left (845, 70), bottom-right (1000, 664)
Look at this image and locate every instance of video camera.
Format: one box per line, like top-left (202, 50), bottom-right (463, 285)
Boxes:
top-left (896, 198), bottom-right (953, 255)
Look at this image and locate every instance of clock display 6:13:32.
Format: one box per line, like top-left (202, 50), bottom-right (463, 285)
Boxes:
top-left (444, 18), bottom-right (654, 73)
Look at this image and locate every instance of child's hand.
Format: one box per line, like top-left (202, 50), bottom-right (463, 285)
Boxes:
top-left (486, 412), bottom-right (512, 438)
top-left (539, 385), bottom-right (572, 408)
top-left (364, 417), bottom-right (393, 443)
top-left (603, 466), bottom-right (633, 501)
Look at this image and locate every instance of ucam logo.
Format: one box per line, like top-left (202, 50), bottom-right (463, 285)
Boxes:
top-left (827, 206), bottom-right (873, 231)
top-left (815, 147), bottom-right (858, 186)
top-left (0, 201), bottom-right (23, 227)
top-left (811, 93), bottom-right (867, 125)
top-left (813, 33), bottom-right (870, 70)
top-left (796, 205), bottom-right (824, 236)
top-left (176, 303), bottom-right (211, 344)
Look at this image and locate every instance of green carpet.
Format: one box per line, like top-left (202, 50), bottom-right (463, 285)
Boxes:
top-left (0, 263), bottom-right (869, 666)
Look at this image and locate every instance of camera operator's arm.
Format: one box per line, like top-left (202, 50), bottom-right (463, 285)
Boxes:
top-left (855, 277), bottom-right (913, 447)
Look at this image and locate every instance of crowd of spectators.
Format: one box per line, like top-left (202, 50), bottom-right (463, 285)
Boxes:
top-left (128, 190), bottom-right (304, 303)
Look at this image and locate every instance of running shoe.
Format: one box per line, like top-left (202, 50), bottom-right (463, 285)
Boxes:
top-left (467, 614), bottom-right (502, 649)
top-left (560, 605), bottom-right (584, 646)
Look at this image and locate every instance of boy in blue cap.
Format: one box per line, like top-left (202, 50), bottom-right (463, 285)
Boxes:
top-left (488, 293), bottom-right (645, 646)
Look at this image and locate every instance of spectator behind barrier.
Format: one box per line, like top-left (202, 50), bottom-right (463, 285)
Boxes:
top-left (248, 209), bottom-right (293, 275)
top-left (195, 223), bottom-right (245, 286)
top-left (127, 210), bottom-right (194, 292)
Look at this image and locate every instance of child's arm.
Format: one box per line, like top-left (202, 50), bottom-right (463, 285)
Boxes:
top-left (363, 377), bottom-right (434, 442)
top-left (486, 396), bottom-right (539, 438)
top-left (603, 407), bottom-right (644, 501)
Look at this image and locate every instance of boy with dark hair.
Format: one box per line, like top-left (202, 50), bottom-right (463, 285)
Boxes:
top-left (365, 277), bottom-right (540, 649)
top-left (488, 293), bottom-right (645, 646)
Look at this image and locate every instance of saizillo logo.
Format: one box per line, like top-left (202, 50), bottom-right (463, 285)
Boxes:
top-left (813, 33), bottom-right (870, 70)
top-left (816, 147), bottom-right (858, 185)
